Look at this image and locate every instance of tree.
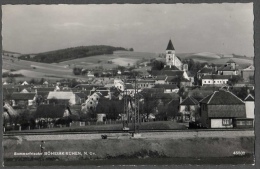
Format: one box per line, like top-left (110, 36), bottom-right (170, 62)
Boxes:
top-left (151, 60), bottom-right (164, 70)
top-left (228, 75), bottom-right (242, 86)
top-left (73, 67), bottom-right (82, 75)
top-left (140, 91), bottom-right (160, 120)
top-left (129, 48), bottom-right (134, 51)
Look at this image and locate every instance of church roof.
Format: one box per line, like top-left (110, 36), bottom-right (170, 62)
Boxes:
top-left (166, 39), bottom-right (175, 50)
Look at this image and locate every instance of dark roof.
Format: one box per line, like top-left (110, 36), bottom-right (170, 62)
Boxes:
top-left (35, 87), bottom-right (55, 92)
top-left (35, 104), bottom-right (67, 118)
top-left (75, 92), bottom-right (86, 98)
top-left (180, 96), bottom-right (199, 105)
top-left (156, 93), bottom-right (179, 100)
top-left (156, 75), bottom-right (167, 80)
top-left (150, 70), bottom-right (184, 77)
top-left (154, 84), bottom-right (178, 89)
top-left (244, 94), bottom-right (254, 101)
top-left (166, 39), bottom-right (175, 50)
top-left (11, 93), bottom-right (36, 100)
top-left (202, 75), bottom-right (231, 79)
top-left (142, 88), bottom-right (164, 93)
top-left (137, 80), bottom-right (155, 83)
top-left (162, 65), bottom-right (179, 71)
top-left (200, 90), bottom-right (244, 105)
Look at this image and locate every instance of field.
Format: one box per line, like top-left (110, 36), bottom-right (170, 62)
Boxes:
top-left (2, 50), bottom-right (254, 82)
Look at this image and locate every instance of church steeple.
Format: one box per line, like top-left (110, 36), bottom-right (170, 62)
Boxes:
top-left (166, 39), bottom-right (175, 50)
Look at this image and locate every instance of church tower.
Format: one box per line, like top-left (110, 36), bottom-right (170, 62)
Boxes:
top-left (166, 39), bottom-right (175, 66)
top-left (165, 39), bottom-right (183, 70)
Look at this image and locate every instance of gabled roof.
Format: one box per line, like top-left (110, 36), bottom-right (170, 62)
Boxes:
top-left (226, 59), bottom-right (236, 63)
top-left (180, 96), bottom-right (199, 105)
top-left (11, 92), bottom-right (36, 100)
top-left (244, 94), bottom-right (254, 101)
top-left (35, 87), bottom-right (55, 92)
top-left (35, 104), bottom-right (67, 118)
top-left (47, 91), bottom-right (75, 100)
top-left (162, 65), bottom-right (179, 71)
top-left (243, 65), bottom-right (255, 71)
top-left (166, 39), bottom-right (175, 50)
top-left (200, 90), bottom-right (244, 105)
top-left (150, 70), bottom-right (183, 77)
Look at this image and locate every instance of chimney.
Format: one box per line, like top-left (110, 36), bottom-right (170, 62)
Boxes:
top-left (170, 65), bottom-right (171, 68)
top-left (179, 96), bottom-right (182, 104)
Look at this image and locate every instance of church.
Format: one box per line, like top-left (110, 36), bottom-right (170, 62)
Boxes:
top-left (165, 39), bottom-right (183, 71)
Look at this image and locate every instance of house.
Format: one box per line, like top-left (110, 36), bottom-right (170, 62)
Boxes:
top-left (90, 87), bottom-right (110, 98)
top-left (47, 91), bottom-right (81, 105)
top-left (217, 59), bottom-right (239, 75)
top-left (154, 84), bottom-right (179, 93)
top-left (197, 65), bottom-right (216, 79)
top-left (199, 89), bottom-right (246, 128)
top-left (21, 81), bottom-right (29, 85)
top-left (136, 79), bottom-right (155, 89)
top-left (155, 75), bottom-right (167, 84)
top-left (34, 104), bottom-right (80, 126)
top-left (114, 79), bottom-right (125, 91)
top-left (241, 65), bottom-right (254, 82)
top-left (244, 94), bottom-right (254, 119)
top-left (11, 92), bottom-right (37, 107)
top-left (178, 96), bottom-right (200, 122)
top-left (201, 75), bottom-right (230, 86)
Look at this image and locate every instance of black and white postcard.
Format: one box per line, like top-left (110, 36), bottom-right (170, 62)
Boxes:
top-left (2, 3), bottom-right (255, 166)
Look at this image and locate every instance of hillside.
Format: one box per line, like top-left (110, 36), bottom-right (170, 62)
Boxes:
top-left (19, 45), bottom-right (129, 63)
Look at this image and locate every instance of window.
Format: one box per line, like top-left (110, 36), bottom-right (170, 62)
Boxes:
top-left (214, 81), bottom-right (216, 83)
top-left (246, 121), bottom-right (253, 125)
top-left (208, 81), bottom-right (210, 83)
top-left (222, 119), bottom-right (232, 126)
top-left (168, 51), bottom-right (171, 54)
top-left (169, 58), bottom-right (171, 61)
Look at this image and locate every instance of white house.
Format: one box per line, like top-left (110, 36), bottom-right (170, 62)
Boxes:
top-left (201, 75), bottom-right (230, 86)
top-left (114, 79), bottom-right (125, 91)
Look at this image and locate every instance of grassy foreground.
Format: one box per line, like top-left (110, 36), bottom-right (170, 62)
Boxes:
top-left (3, 136), bottom-right (254, 162)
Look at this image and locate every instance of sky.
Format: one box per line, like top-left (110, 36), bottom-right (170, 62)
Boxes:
top-left (2, 4), bottom-right (254, 56)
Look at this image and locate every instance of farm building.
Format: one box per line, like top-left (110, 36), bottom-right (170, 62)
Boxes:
top-left (199, 89), bottom-right (250, 128)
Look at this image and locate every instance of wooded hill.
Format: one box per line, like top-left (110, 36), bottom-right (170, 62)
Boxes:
top-left (19, 45), bottom-right (128, 63)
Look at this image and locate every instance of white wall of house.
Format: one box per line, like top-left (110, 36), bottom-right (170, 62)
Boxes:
top-left (210, 119), bottom-right (233, 128)
top-left (164, 89), bottom-right (179, 93)
top-left (179, 105), bottom-right (196, 112)
top-left (202, 79), bottom-right (228, 86)
top-left (245, 101), bottom-right (254, 118)
top-left (155, 80), bottom-right (166, 84)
